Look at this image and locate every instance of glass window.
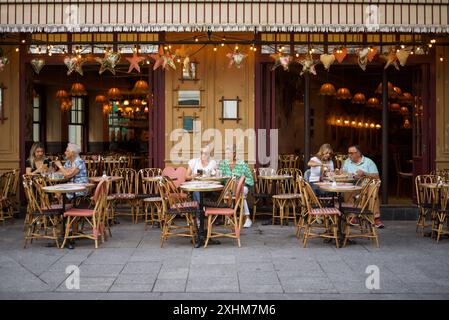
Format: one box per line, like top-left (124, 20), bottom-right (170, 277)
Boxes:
top-left (32, 95), bottom-right (40, 142)
top-left (68, 97), bottom-right (85, 149)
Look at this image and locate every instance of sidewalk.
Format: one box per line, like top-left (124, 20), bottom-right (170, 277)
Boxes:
top-left (1, 220), bottom-right (448, 299)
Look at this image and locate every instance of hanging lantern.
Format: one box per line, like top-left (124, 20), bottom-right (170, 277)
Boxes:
top-left (399, 92), bottom-right (414, 105)
top-left (389, 103), bottom-right (401, 111)
top-left (335, 87), bottom-right (352, 100)
top-left (132, 80), bottom-right (149, 95)
top-left (403, 118), bottom-right (412, 129)
top-left (375, 82), bottom-right (394, 96)
top-left (351, 93), bottom-right (366, 104)
top-left (102, 103), bottom-right (111, 114)
top-left (144, 106), bottom-right (149, 113)
top-left (319, 83), bottom-right (336, 96)
top-left (366, 97), bottom-right (380, 108)
top-left (107, 87), bottom-right (122, 100)
top-left (70, 82), bottom-right (87, 96)
top-left (131, 98), bottom-right (141, 107)
top-left (95, 95), bottom-right (108, 104)
top-left (400, 106), bottom-right (409, 115)
top-left (55, 89), bottom-right (69, 100)
top-left (60, 98), bottom-right (72, 112)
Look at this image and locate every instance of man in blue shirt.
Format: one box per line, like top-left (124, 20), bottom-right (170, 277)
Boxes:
top-left (342, 145), bottom-right (384, 228)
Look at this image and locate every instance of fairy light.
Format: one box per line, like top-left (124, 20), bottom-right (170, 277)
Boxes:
top-left (21, 39), bottom-right (25, 43)
top-left (177, 58), bottom-right (181, 63)
top-left (440, 55), bottom-right (444, 62)
top-left (431, 39), bottom-right (436, 44)
top-left (235, 45), bottom-right (239, 51)
top-left (15, 47), bottom-right (19, 52)
top-left (194, 36), bottom-right (199, 42)
top-left (213, 46), bottom-right (218, 52)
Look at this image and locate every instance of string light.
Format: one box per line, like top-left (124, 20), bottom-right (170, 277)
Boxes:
top-left (213, 46), bottom-right (218, 52)
top-left (430, 39), bottom-right (436, 44)
top-left (440, 55), bottom-right (444, 62)
top-left (15, 47), bottom-right (19, 52)
top-left (194, 36), bottom-right (199, 42)
top-left (235, 45), bottom-right (239, 51)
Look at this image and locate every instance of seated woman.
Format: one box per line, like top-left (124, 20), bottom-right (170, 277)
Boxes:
top-left (219, 145), bottom-right (254, 228)
top-left (25, 142), bottom-right (50, 175)
top-left (307, 143), bottom-right (335, 195)
top-left (186, 146), bottom-right (217, 203)
top-left (54, 143), bottom-right (89, 199)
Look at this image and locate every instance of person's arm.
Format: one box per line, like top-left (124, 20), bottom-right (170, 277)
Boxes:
top-left (243, 163), bottom-right (254, 187)
top-left (307, 158), bottom-right (321, 167)
top-left (54, 160), bottom-right (77, 178)
top-left (185, 159), bottom-right (199, 180)
top-left (355, 160), bottom-right (379, 179)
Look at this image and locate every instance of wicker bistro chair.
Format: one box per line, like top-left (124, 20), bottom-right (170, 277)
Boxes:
top-left (301, 179), bottom-right (342, 248)
top-left (61, 179), bottom-right (110, 249)
top-left (278, 154), bottom-right (300, 169)
top-left (415, 175), bottom-right (440, 236)
top-left (295, 176), bottom-right (309, 239)
top-left (0, 171), bottom-right (15, 224)
top-left (137, 168), bottom-right (163, 228)
top-left (431, 184), bottom-right (449, 243)
top-left (108, 168), bottom-right (139, 223)
top-left (158, 178), bottom-right (198, 247)
top-left (22, 179), bottom-right (62, 248)
top-left (252, 169), bottom-right (273, 222)
top-left (340, 179), bottom-right (381, 247)
top-left (204, 176), bottom-right (245, 248)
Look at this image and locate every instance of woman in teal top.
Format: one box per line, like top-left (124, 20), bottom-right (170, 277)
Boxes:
top-left (219, 145), bottom-right (254, 228)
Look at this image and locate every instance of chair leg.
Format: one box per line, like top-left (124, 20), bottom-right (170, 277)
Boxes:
top-left (204, 215), bottom-right (212, 248)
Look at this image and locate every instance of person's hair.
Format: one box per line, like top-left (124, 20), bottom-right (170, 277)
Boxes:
top-left (28, 142), bottom-right (45, 170)
top-left (67, 143), bottom-right (82, 156)
top-left (316, 143), bottom-right (333, 161)
top-left (348, 144), bottom-right (362, 155)
top-left (200, 146), bottom-right (211, 160)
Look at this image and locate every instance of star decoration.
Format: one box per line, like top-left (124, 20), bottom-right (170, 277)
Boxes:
top-left (226, 50), bottom-right (247, 68)
top-left (126, 53), bottom-right (145, 73)
top-left (396, 49), bottom-right (410, 67)
top-left (150, 47), bottom-right (176, 71)
top-left (270, 53), bottom-right (292, 71)
top-left (95, 51), bottom-right (121, 75)
top-left (299, 55), bottom-right (317, 76)
top-left (356, 47), bottom-right (370, 71)
top-left (380, 49), bottom-right (399, 70)
top-left (0, 56), bottom-right (9, 72)
top-left (367, 47), bottom-right (378, 62)
top-left (30, 58), bottom-right (46, 74)
top-left (64, 55), bottom-right (85, 76)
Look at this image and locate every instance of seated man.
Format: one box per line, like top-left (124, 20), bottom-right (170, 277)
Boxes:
top-left (342, 144), bottom-right (384, 228)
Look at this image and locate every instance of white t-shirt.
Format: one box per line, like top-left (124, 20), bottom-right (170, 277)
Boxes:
top-left (309, 156), bottom-right (334, 182)
top-left (188, 158), bottom-right (217, 175)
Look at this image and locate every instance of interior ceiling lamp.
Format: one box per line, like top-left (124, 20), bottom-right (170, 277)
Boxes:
top-left (55, 89), bottom-right (69, 100)
top-left (335, 87), bottom-right (352, 100)
top-left (403, 117), bottom-right (412, 129)
top-left (102, 103), bottom-right (111, 114)
top-left (70, 82), bottom-right (87, 96)
top-left (375, 81), bottom-right (394, 97)
top-left (399, 92), bottom-right (414, 105)
top-left (400, 106), bottom-right (410, 115)
top-left (95, 95), bottom-right (108, 104)
top-left (131, 98), bottom-right (141, 107)
top-left (60, 98), bottom-right (72, 112)
top-left (132, 80), bottom-right (149, 95)
top-left (319, 83), bottom-right (336, 96)
top-left (389, 103), bottom-right (401, 112)
top-left (107, 87), bottom-right (122, 101)
top-left (351, 93), bottom-right (366, 104)
top-left (366, 97), bottom-right (380, 108)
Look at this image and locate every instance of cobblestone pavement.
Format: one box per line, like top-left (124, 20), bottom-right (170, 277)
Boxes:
top-left (1, 219), bottom-right (448, 299)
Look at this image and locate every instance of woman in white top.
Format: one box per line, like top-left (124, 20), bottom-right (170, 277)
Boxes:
top-left (186, 147), bottom-right (217, 203)
top-left (307, 143), bottom-right (334, 183)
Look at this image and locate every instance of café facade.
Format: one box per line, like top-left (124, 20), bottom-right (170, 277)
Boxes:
top-left (0, 0), bottom-right (449, 205)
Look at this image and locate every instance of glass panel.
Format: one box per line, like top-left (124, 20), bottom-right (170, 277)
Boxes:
top-left (33, 124), bottom-right (40, 142)
top-left (33, 108), bottom-right (40, 121)
top-left (69, 125), bottom-right (82, 147)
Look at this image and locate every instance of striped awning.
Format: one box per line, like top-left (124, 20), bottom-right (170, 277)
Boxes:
top-left (0, 0), bottom-right (448, 34)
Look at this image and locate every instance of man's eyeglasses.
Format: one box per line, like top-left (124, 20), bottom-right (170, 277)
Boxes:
top-left (348, 151), bottom-right (358, 155)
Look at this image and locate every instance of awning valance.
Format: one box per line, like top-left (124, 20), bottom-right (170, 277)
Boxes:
top-left (0, 0), bottom-right (448, 34)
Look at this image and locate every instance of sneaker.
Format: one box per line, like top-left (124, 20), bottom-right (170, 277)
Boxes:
top-left (243, 218), bottom-right (252, 228)
top-left (374, 218), bottom-right (385, 229)
top-left (349, 217), bottom-right (359, 226)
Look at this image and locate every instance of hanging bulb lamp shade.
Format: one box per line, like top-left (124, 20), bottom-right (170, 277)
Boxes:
top-left (107, 87), bottom-right (122, 100)
top-left (351, 92), bottom-right (366, 104)
top-left (95, 95), bottom-right (108, 104)
top-left (102, 103), bottom-right (111, 114)
top-left (400, 106), bottom-right (409, 115)
top-left (366, 97), bottom-right (380, 108)
top-left (399, 92), bottom-right (414, 105)
top-left (55, 89), bottom-right (69, 100)
top-left (393, 86), bottom-right (402, 96)
top-left (132, 80), bottom-right (149, 95)
top-left (335, 87), bottom-right (352, 100)
top-left (144, 106), bottom-right (149, 113)
top-left (389, 103), bottom-right (401, 111)
top-left (403, 118), bottom-right (412, 129)
top-left (131, 98), bottom-right (141, 107)
top-left (319, 83), bottom-right (336, 96)
top-left (375, 82), bottom-right (394, 96)
top-left (60, 98), bottom-right (72, 112)
top-left (70, 82), bottom-right (87, 96)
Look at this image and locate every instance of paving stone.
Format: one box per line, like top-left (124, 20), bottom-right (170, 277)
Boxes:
top-left (153, 279), bottom-right (186, 292)
top-left (186, 277), bottom-right (239, 293)
top-left (121, 262), bottom-right (161, 274)
top-left (56, 277), bottom-right (116, 292)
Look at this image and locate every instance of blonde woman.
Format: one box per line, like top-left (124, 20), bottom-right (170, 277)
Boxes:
top-left (307, 143), bottom-right (335, 183)
top-left (26, 142), bottom-right (50, 174)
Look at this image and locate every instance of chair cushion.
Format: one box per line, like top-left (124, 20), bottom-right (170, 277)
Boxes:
top-left (203, 200), bottom-right (231, 208)
top-left (64, 208), bottom-right (94, 217)
top-left (205, 207), bottom-right (234, 216)
top-left (143, 197), bottom-right (162, 203)
top-left (110, 193), bottom-right (136, 200)
top-left (135, 193), bottom-right (158, 200)
top-left (310, 207), bottom-right (341, 216)
top-left (170, 201), bottom-right (199, 210)
top-left (273, 193), bottom-right (301, 200)
top-left (46, 203), bottom-right (73, 211)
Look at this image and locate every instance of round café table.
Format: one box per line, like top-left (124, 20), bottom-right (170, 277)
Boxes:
top-left (42, 183), bottom-right (95, 248)
top-left (180, 182), bottom-right (224, 248)
top-left (323, 175), bottom-right (357, 183)
top-left (194, 176), bottom-right (232, 182)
